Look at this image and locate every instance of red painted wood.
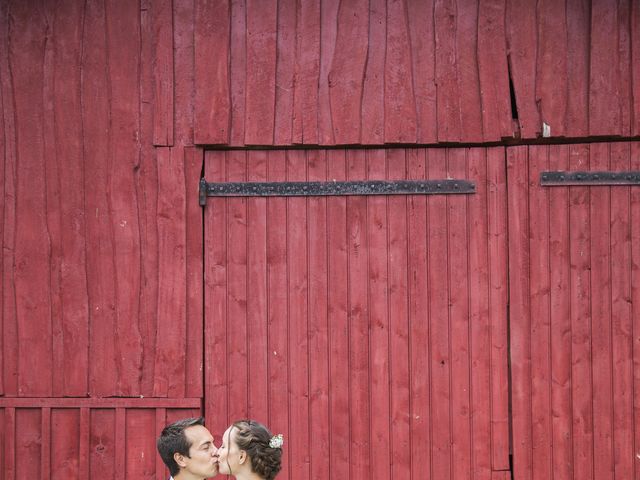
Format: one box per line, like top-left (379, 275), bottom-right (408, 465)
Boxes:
top-left (229, 0), bottom-right (247, 145)
top-left (568, 144), bottom-right (594, 480)
top-left (194, 0), bottom-right (230, 144)
top-left (274, 1), bottom-right (296, 145)
top-left (478, 0), bottom-right (513, 141)
top-left (115, 408), bottom-right (126, 478)
top-left (507, 146), bottom-right (532, 480)
top-left (632, 142), bottom-right (640, 479)
top-left (155, 408), bottom-right (167, 480)
top-left (0, 0), bottom-right (5, 398)
top-left (367, 149), bottom-right (391, 480)
top-left (154, 147), bottom-right (187, 398)
top-left (360, 0), bottom-right (385, 145)
top-left (16, 409), bottom-right (40, 478)
top-left (41, 408), bottom-right (51, 480)
top-left (245, 0), bottom-right (277, 145)
top-left (51, 410), bottom-right (79, 480)
top-left (125, 409), bottom-right (155, 478)
top-left (293, 0), bottom-right (321, 144)
top-left (152, 0), bottom-right (174, 146)
top-left (174, 0), bottom-right (195, 146)
top-left (79, 408), bottom-right (90, 480)
top-left (406, 0), bottom-right (437, 143)
top-left (0, 398), bottom-right (201, 408)
top-left (328, 0), bottom-right (368, 144)
top-left (566, 0), bottom-right (590, 137)
top-left (618, 1), bottom-right (632, 138)
top-left (633, 5), bottom-right (640, 136)
top-left (326, 150), bottom-right (350, 478)
top-left (4, 408), bottom-right (16, 480)
top-left (90, 409), bottom-right (116, 479)
top-left (384, 2), bottom-right (417, 143)
top-left (318, 0), bottom-right (339, 144)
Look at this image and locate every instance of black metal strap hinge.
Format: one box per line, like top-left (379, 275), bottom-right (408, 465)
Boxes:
top-left (540, 171), bottom-right (640, 186)
top-left (199, 178), bottom-right (476, 205)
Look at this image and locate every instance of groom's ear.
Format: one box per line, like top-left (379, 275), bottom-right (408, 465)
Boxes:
top-left (174, 452), bottom-right (187, 468)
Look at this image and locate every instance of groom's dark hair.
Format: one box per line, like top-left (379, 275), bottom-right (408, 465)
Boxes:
top-left (157, 417), bottom-right (205, 476)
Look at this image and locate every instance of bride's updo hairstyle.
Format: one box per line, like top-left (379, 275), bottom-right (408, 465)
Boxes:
top-left (232, 419), bottom-right (282, 480)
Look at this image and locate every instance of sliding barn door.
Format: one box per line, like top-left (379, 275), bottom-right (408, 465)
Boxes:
top-left (203, 148), bottom-right (510, 480)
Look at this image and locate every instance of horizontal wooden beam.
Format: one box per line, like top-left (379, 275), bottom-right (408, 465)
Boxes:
top-left (0, 397), bottom-right (202, 409)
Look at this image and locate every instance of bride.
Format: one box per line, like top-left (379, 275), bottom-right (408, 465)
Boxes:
top-left (216, 419), bottom-right (283, 480)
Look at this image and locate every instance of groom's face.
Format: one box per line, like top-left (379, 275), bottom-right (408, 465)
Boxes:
top-left (175, 425), bottom-right (219, 478)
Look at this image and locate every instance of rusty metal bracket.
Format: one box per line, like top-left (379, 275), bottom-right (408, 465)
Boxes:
top-left (540, 171), bottom-right (640, 186)
top-left (199, 178), bottom-right (475, 205)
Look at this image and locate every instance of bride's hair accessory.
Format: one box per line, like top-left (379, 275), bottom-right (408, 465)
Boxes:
top-left (269, 433), bottom-right (284, 449)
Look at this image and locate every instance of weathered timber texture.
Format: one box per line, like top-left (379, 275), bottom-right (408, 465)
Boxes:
top-left (203, 147), bottom-right (510, 479)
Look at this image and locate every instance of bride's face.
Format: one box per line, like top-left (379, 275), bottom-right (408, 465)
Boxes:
top-left (217, 425), bottom-right (245, 476)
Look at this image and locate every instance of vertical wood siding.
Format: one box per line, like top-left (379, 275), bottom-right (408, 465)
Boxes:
top-left (508, 143), bottom-right (640, 480)
top-left (204, 147), bottom-right (510, 479)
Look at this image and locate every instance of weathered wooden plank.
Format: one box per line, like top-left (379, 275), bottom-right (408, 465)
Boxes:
top-left (174, 0), bottom-right (195, 146)
top-left (227, 151), bottom-right (249, 420)
top-left (90, 409), bottom-right (116, 479)
top-left (293, 0), bottom-right (320, 144)
top-left (152, 0), bottom-right (174, 146)
top-left (589, 0), bottom-right (621, 136)
top-left (185, 147), bottom-right (203, 398)
top-left (528, 146), bottom-right (552, 480)
top-left (155, 409), bottom-right (167, 480)
top-left (617, 1), bottom-right (632, 137)
top-left (569, 144), bottom-right (594, 480)
top-left (434, 0), bottom-right (462, 142)
top-left (536, 0), bottom-right (568, 138)
top-left (246, 151), bottom-right (269, 420)
top-left (328, 0), bottom-right (368, 144)
top-left (347, 150), bottom-right (370, 480)
top-left (9, 0), bottom-right (53, 397)
top-left (125, 409), bottom-right (155, 478)
top-left (78, 408), bottom-right (90, 480)
top-left (406, 0), bottom-right (437, 143)
top-left (16, 409), bottom-right (40, 478)
top-left (306, 150), bottom-right (330, 480)
top-left (367, 149), bottom-right (391, 480)
top-left (428, 148), bottom-right (452, 479)
top-left (41, 408), bottom-right (51, 480)
top-left (318, 0), bottom-right (339, 144)
top-left (194, 0), bottom-right (230, 144)
top-left (548, 145), bottom-right (572, 480)
top-left (609, 142), bottom-right (633, 480)
top-left (487, 147), bottom-right (509, 471)
top-left (477, 0), bottom-right (513, 141)
top-left (115, 409), bottom-right (126, 479)
top-left (633, 3), bottom-right (640, 136)
top-left (506, 0), bottom-right (540, 138)
top-left (51, 409), bottom-right (79, 480)
top-left (326, 150), bottom-right (350, 478)
top-left (589, 143), bottom-right (614, 479)
top-left (360, 0), bottom-right (385, 145)
top-left (154, 147), bottom-right (187, 397)
top-left (229, 0), bottom-right (246, 145)
top-left (507, 146), bottom-right (532, 480)
top-left (0, 398), bottom-right (201, 408)
top-left (631, 142), bottom-right (640, 478)
top-left (245, 0), bottom-right (277, 145)
top-left (407, 149), bottom-right (431, 479)
top-left (4, 408), bottom-right (16, 480)
top-left (566, 0), bottom-right (590, 137)
top-left (387, 150), bottom-right (411, 480)
top-left (273, 0), bottom-right (296, 145)
top-left (448, 148), bottom-right (472, 480)
top-left (287, 150), bottom-right (310, 480)
top-left (384, 1), bottom-right (417, 143)
top-left (0, 0), bottom-right (6, 397)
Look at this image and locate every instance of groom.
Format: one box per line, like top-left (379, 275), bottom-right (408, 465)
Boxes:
top-left (156, 417), bottom-right (219, 480)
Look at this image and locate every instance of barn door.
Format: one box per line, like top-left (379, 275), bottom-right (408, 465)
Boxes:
top-left (508, 143), bottom-right (640, 480)
top-left (203, 147), bottom-right (510, 480)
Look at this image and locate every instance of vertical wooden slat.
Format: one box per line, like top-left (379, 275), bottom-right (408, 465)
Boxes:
top-left (227, 151), bottom-right (249, 420)
top-left (155, 408), bottom-right (167, 480)
top-left (367, 149), bottom-right (391, 480)
top-left (10, 0), bottom-right (53, 397)
top-left (328, 0), bottom-right (368, 144)
top-left (51, 409), bottom-right (80, 480)
top-left (229, 0), bottom-right (247, 146)
top-left (152, 0), bottom-right (174, 146)
top-left (548, 145), bottom-right (572, 480)
top-left (487, 147), bottom-right (509, 471)
top-left (528, 146), bottom-right (552, 480)
top-left (41, 408), bottom-right (51, 480)
top-left (185, 147), bottom-right (204, 398)
top-left (90, 409), bottom-right (116, 479)
top-left (507, 146), bottom-right (532, 480)
top-left (307, 150), bottom-right (329, 480)
top-left (569, 144), bottom-right (594, 480)
top-left (266, 150), bottom-right (289, 473)
top-left (617, 0), bottom-right (632, 137)
top-left (631, 142), bottom-right (640, 479)
top-left (16, 409), bottom-right (41, 478)
top-left (194, 0), bottom-right (230, 144)
top-left (468, 149), bottom-right (492, 480)
top-left (477, 0), bottom-right (513, 141)
top-left (387, 150), bottom-right (411, 480)
top-left (173, 0), bottom-right (195, 146)
top-left (326, 150), bottom-right (350, 478)
top-left (273, 0), bottom-right (296, 145)
top-left (115, 408), bottom-right (126, 479)
top-left (347, 149), bottom-right (370, 480)
top-left (79, 408), bottom-right (90, 480)
top-left (154, 147), bottom-right (187, 398)
top-left (633, 4), bottom-right (640, 136)
top-left (406, 0), bottom-right (437, 144)
top-left (318, 0), bottom-right (339, 144)
top-left (246, 151), bottom-right (269, 420)
top-left (610, 142), bottom-right (633, 480)
top-left (448, 148), bottom-right (472, 480)
top-left (292, 0), bottom-right (320, 144)
top-left (125, 409), bottom-right (155, 478)
top-left (360, 0), bottom-right (385, 145)
top-left (589, 143), bottom-right (614, 479)
top-left (566, 0), bottom-right (590, 137)
top-left (204, 151), bottom-right (228, 437)
top-left (536, 0), bottom-right (568, 138)
top-left (245, 0), bottom-right (277, 145)
top-left (428, 148), bottom-right (452, 479)
top-left (4, 408), bottom-right (15, 480)
top-left (287, 150), bottom-right (310, 480)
